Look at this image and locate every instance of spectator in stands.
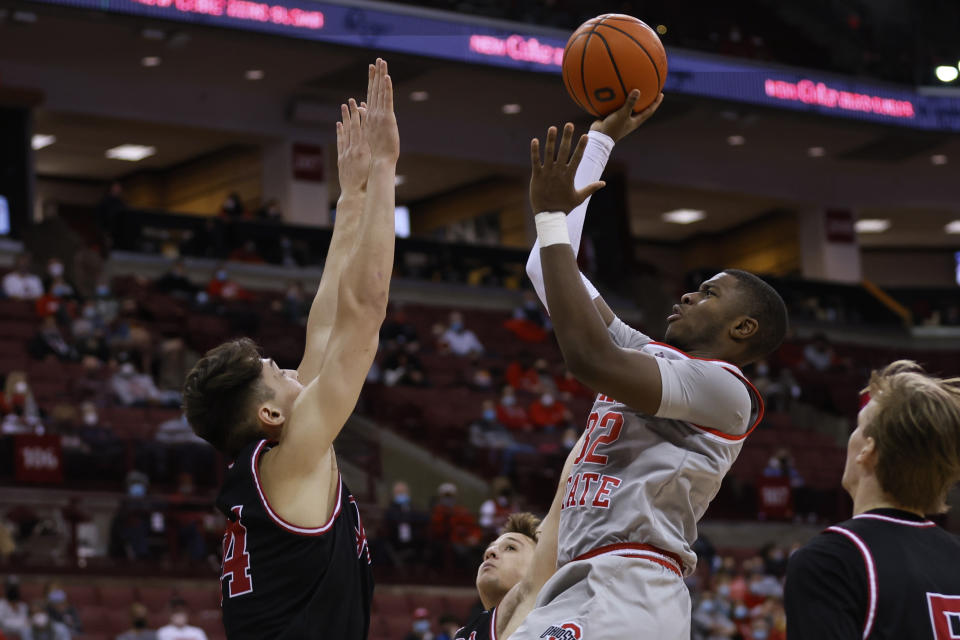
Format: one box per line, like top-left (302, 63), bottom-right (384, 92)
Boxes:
top-left (44, 582), bottom-right (81, 635)
top-left (505, 354), bottom-right (540, 393)
top-left (109, 471), bottom-right (155, 560)
top-left (435, 614), bottom-right (461, 640)
top-left (275, 280), bottom-right (308, 325)
top-left (382, 343), bottom-right (428, 388)
top-left (381, 481), bottom-right (428, 567)
top-left (22, 599), bottom-right (71, 640)
top-left (469, 400), bottom-right (514, 450)
top-left (111, 361), bottom-right (177, 407)
top-left (554, 367), bottom-right (592, 401)
top-left (504, 290), bottom-right (551, 342)
top-left (2, 253), bottom-right (44, 300)
top-left (751, 360), bottom-right (800, 413)
top-left (44, 259), bottom-right (75, 299)
top-left (802, 333), bottom-right (835, 372)
top-left (34, 279), bottom-right (74, 325)
top-left (381, 305), bottom-right (419, 346)
top-left (0, 576), bottom-right (29, 638)
top-left (3, 373), bottom-right (40, 424)
top-left (154, 260), bottom-right (199, 299)
top-left (219, 192), bottom-right (245, 220)
top-left (467, 362), bottom-right (494, 391)
top-left (478, 479), bottom-right (516, 536)
top-left (93, 279), bottom-right (120, 326)
top-left (205, 266), bottom-right (254, 302)
top-left (429, 483), bottom-right (483, 569)
top-left (157, 599), bottom-right (207, 640)
top-left (116, 602), bottom-right (157, 640)
top-left (528, 393), bottom-right (571, 432)
top-left (439, 312), bottom-right (484, 357)
top-left (403, 607), bottom-right (433, 640)
top-left (96, 181), bottom-right (125, 249)
top-left (762, 448), bottom-right (804, 488)
top-left (692, 592), bottom-right (737, 640)
top-left (495, 386), bottom-right (530, 431)
top-left (530, 359), bottom-right (557, 395)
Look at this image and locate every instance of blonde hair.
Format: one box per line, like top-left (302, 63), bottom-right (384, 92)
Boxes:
top-left (501, 512), bottom-right (541, 543)
top-left (863, 360), bottom-right (960, 513)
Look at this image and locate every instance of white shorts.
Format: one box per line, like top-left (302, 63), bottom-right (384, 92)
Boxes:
top-left (509, 553), bottom-right (691, 640)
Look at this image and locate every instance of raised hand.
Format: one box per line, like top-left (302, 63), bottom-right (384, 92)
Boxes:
top-left (590, 90), bottom-right (663, 143)
top-left (530, 123), bottom-right (605, 215)
top-left (336, 97), bottom-right (371, 195)
top-left (363, 58), bottom-right (400, 164)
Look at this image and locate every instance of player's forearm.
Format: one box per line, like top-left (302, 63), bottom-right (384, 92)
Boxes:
top-left (541, 242), bottom-right (616, 380)
top-left (526, 132), bottom-right (613, 310)
top-left (305, 192), bottom-right (365, 333)
top-left (338, 160), bottom-right (395, 317)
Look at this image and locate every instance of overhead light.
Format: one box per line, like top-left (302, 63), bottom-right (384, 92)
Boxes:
top-left (807, 146), bottom-right (826, 157)
top-left (931, 154), bottom-right (948, 165)
top-left (394, 175), bottom-right (406, 186)
top-left (662, 209), bottom-right (706, 224)
top-left (31, 134), bottom-right (56, 150)
top-left (141, 56), bottom-right (161, 67)
top-left (502, 103), bottom-right (522, 115)
top-left (935, 66), bottom-right (959, 83)
top-left (656, 24), bottom-right (667, 35)
top-left (245, 69), bottom-right (264, 80)
top-left (12, 10), bottom-right (37, 23)
top-left (855, 218), bottom-right (890, 233)
top-left (726, 135), bottom-right (745, 146)
top-left (410, 91), bottom-right (429, 102)
top-left (945, 220), bottom-right (960, 234)
top-left (106, 145), bottom-right (156, 162)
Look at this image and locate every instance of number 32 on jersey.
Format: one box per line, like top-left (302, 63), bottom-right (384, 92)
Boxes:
top-left (563, 410), bottom-right (624, 511)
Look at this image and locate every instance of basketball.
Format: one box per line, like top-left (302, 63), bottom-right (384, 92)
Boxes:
top-left (562, 14), bottom-right (668, 117)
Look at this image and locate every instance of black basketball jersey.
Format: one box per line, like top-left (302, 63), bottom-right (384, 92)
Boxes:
top-left (216, 439), bottom-right (373, 640)
top-left (454, 608), bottom-right (496, 640)
top-left (785, 508), bottom-right (960, 640)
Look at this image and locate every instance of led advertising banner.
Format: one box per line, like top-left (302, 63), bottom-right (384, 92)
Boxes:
top-left (27, 0), bottom-right (960, 131)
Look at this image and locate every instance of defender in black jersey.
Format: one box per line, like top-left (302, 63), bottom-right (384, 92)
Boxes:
top-left (456, 435), bottom-right (584, 640)
top-left (182, 59), bottom-right (399, 640)
top-left (785, 361), bottom-right (960, 640)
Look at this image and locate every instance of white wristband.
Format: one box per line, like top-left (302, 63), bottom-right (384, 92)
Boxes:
top-left (535, 212), bottom-right (570, 247)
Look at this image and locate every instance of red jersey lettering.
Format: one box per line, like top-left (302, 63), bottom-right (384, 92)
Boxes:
top-left (221, 505), bottom-right (253, 599)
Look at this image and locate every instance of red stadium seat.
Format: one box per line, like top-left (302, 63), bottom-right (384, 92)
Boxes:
top-left (177, 586), bottom-right (221, 610)
top-left (64, 583), bottom-right (98, 607)
top-left (97, 584), bottom-right (137, 608)
top-left (136, 585), bottom-right (175, 610)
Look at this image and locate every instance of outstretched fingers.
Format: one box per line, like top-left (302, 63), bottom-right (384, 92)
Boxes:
top-left (631, 92), bottom-right (664, 123)
top-left (575, 180), bottom-right (606, 204)
top-left (348, 98), bottom-right (363, 142)
top-left (340, 104), bottom-right (350, 147)
top-left (380, 71), bottom-right (393, 114)
top-left (365, 63), bottom-right (376, 112)
top-left (568, 133), bottom-right (589, 170)
top-left (543, 127), bottom-right (558, 166)
top-left (556, 123), bottom-right (575, 164)
top-left (530, 137), bottom-right (542, 174)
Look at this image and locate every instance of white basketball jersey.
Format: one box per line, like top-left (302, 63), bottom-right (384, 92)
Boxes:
top-left (557, 330), bottom-right (763, 575)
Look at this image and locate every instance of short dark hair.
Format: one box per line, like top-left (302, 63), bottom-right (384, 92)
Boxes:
top-left (182, 338), bottom-right (273, 457)
top-left (501, 512), bottom-right (541, 543)
top-left (723, 269), bottom-right (788, 363)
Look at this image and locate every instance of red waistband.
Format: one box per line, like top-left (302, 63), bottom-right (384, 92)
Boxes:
top-left (572, 542), bottom-right (684, 577)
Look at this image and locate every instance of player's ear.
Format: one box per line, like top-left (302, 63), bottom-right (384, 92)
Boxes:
top-left (857, 436), bottom-right (878, 467)
top-left (258, 402), bottom-right (285, 429)
top-left (729, 315), bottom-right (758, 342)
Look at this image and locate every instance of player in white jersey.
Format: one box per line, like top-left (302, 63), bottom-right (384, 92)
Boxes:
top-left (513, 91), bottom-right (788, 640)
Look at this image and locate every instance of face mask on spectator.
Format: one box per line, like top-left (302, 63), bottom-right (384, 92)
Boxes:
top-left (700, 600), bottom-right (715, 614)
top-left (171, 612), bottom-right (188, 627)
top-left (216, 270), bottom-right (228, 281)
top-left (96, 285), bottom-right (110, 297)
top-left (450, 321), bottom-right (463, 332)
top-left (120, 363), bottom-right (136, 376)
top-left (482, 409), bottom-right (496, 422)
top-left (52, 283), bottom-right (71, 297)
top-left (754, 630), bottom-right (769, 640)
top-left (717, 584), bottom-right (731, 598)
top-left (83, 411), bottom-right (98, 426)
top-left (32, 612), bottom-right (50, 627)
top-left (14, 381), bottom-right (28, 395)
top-left (501, 396), bottom-right (515, 407)
top-left (734, 604), bottom-right (749, 619)
top-left (48, 589), bottom-right (67, 603)
top-left (83, 305), bottom-right (97, 319)
top-left (48, 262), bottom-right (64, 277)
top-left (413, 620), bottom-right (430, 634)
top-left (541, 394), bottom-right (554, 407)
top-left (756, 362), bottom-right (769, 377)
top-left (128, 483), bottom-right (147, 498)
top-left (394, 493), bottom-right (410, 505)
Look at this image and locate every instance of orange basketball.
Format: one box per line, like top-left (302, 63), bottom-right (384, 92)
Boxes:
top-left (562, 14), bottom-right (668, 117)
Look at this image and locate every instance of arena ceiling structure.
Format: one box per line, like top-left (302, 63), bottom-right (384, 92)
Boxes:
top-left (1, 0), bottom-right (958, 248)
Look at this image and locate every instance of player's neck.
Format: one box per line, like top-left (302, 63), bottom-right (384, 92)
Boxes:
top-left (851, 476), bottom-right (925, 517)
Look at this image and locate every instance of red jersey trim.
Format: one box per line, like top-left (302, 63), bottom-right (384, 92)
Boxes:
top-left (572, 542), bottom-right (684, 577)
top-left (251, 439), bottom-right (343, 536)
top-left (853, 513), bottom-right (935, 527)
top-left (827, 526), bottom-right (877, 639)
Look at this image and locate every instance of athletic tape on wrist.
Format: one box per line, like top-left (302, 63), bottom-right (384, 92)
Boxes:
top-left (535, 212), bottom-right (571, 247)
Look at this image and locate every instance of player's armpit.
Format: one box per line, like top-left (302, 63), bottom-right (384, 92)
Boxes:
top-left (568, 345), bottom-right (664, 416)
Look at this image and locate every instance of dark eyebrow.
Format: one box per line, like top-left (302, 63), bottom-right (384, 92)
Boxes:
top-left (700, 282), bottom-right (719, 294)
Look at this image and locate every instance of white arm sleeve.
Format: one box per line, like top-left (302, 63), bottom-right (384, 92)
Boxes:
top-left (655, 359), bottom-right (755, 435)
top-left (525, 131), bottom-right (614, 312)
top-left (607, 316), bottom-right (652, 350)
